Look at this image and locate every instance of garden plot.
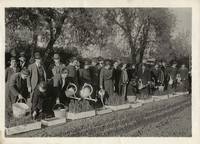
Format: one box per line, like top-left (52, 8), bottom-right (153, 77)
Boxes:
top-left (6, 121), bottom-right (41, 136)
top-left (152, 95), bottom-right (169, 101)
top-left (129, 102), bottom-right (143, 108)
top-left (169, 92), bottom-right (188, 98)
top-left (136, 97), bottom-right (154, 104)
top-left (5, 115), bottom-right (42, 136)
top-left (95, 107), bottom-right (112, 115)
top-left (107, 94), bottom-right (130, 111)
top-left (66, 99), bottom-right (96, 120)
top-left (41, 117), bottom-right (66, 126)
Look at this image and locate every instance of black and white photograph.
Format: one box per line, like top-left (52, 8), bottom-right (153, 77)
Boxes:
top-left (2, 6), bottom-right (194, 138)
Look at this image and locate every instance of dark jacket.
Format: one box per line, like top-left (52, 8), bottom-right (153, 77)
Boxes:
top-left (79, 68), bottom-right (92, 86)
top-left (31, 86), bottom-right (47, 113)
top-left (6, 73), bottom-right (29, 104)
top-left (137, 67), bottom-right (151, 84)
top-left (178, 67), bottom-right (189, 80)
top-left (127, 68), bottom-right (137, 81)
top-left (89, 65), bottom-right (99, 86)
top-left (99, 67), bottom-right (113, 87)
top-left (151, 68), bottom-right (164, 85)
top-left (168, 67), bottom-right (177, 80)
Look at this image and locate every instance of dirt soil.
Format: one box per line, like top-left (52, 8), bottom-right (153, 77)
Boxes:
top-left (8, 95), bottom-right (191, 137)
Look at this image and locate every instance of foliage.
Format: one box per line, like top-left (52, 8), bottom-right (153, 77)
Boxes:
top-left (5, 8), bottom-right (190, 67)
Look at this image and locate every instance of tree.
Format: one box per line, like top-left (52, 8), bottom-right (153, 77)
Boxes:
top-left (104, 8), bottom-right (175, 64)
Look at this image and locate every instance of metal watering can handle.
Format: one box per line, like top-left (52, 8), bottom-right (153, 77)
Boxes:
top-left (83, 83), bottom-right (93, 96)
top-left (66, 83), bottom-right (78, 94)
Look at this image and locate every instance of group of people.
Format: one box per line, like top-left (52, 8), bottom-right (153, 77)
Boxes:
top-left (5, 50), bottom-right (191, 123)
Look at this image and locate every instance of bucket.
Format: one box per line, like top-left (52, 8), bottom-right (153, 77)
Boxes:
top-left (53, 103), bottom-right (66, 118)
top-left (12, 98), bottom-right (29, 118)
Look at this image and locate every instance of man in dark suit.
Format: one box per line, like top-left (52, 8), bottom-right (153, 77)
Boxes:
top-left (112, 61), bottom-right (121, 95)
top-left (66, 57), bottom-right (78, 84)
top-left (90, 58), bottom-right (99, 95)
top-left (79, 60), bottom-right (92, 86)
top-left (58, 68), bottom-right (70, 104)
top-left (137, 63), bottom-right (151, 98)
top-left (27, 52), bottom-right (47, 95)
top-left (168, 62), bottom-right (178, 90)
top-left (5, 68), bottom-right (30, 127)
top-left (99, 60), bottom-right (114, 98)
top-left (137, 63), bottom-right (151, 85)
top-left (151, 63), bottom-right (164, 86)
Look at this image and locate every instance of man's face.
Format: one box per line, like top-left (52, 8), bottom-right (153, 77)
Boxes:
top-left (122, 64), bottom-right (127, 70)
top-left (54, 59), bottom-right (60, 63)
top-left (99, 61), bottom-right (104, 66)
top-left (35, 59), bottom-right (41, 64)
top-left (162, 62), bottom-right (166, 66)
top-left (84, 65), bottom-right (89, 69)
top-left (132, 65), bottom-right (135, 69)
top-left (105, 64), bottom-right (110, 69)
top-left (10, 60), bottom-right (17, 67)
top-left (155, 64), bottom-right (159, 69)
top-left (114, 62), bottom-right (118, 68)
top-left (61, 73), bottom-right (68, 79)
top-left (182, 64), bottom-right (185, 68)
top-left (73, 60), bottom-right (78, 66)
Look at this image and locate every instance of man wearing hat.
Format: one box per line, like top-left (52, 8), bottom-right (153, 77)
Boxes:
top-left (27, 52), bottom-right (47, 94)
top-left (112, 60), bottom-right (121, 95)
top-left (168, 61), bottom-right (178, 90)
top-left (137, 63), bottom-right (151, 98)
top-left (5, 68), bottom-right (30, 126)
top-left (177, 63), bottom-right (189, 92)
top-left (57, 67), bottom-right (70, 105)
top-left (18, 53), bottom-right (28, 70)
top-left (49, 53), bottom-right (65, 101)
top-left (90, 58), bottom-right (100, 96)
top-left (99, 60), bottom-right (114, 98)
top-left (5, 57), bottom-right (20, 82)
top-left (150, 63), bottom-right (164, 87)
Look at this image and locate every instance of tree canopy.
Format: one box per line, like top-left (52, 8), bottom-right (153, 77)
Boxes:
top-left (5, 8), bottom-right (191, 66)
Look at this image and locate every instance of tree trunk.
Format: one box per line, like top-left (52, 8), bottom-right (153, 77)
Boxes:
top-left (127, 32), bottom-right (136, 64)
top-left (139, 18), bottom-right (150, 63)
top-left (43, 13), bottom-right (67, 67)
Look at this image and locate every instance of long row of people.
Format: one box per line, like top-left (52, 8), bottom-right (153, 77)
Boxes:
top-left (5, 51), bottom-right (191, 124)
